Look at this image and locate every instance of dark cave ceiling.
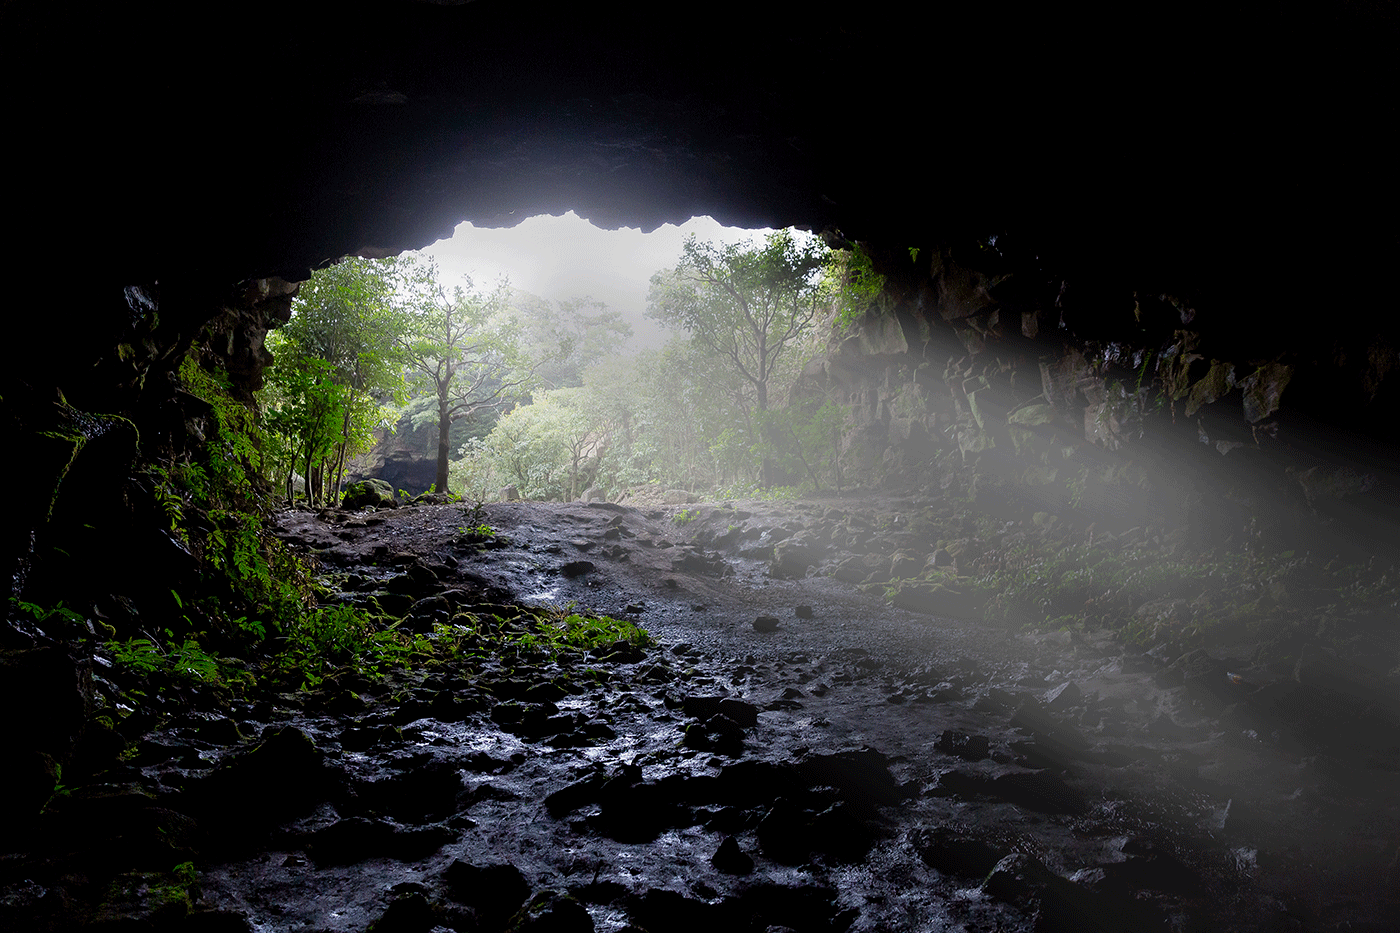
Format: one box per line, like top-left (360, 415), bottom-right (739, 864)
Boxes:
top-left (2, 0), bottom-right (1396, 320)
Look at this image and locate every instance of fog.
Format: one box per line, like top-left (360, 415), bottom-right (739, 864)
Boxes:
top-left (414, 211), bottom-right (775, 350)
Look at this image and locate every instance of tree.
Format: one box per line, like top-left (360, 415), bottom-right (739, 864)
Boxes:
top-left (647, 229), bottom-right (828, 485)
top-left (260, 258), bottom-right (409, 505)
top-left (505, 290), bottom-right (632, 389)
top-left (471, 388), bottom-right (601, 500)
top-left (398, 260), bottom-right (536, 494)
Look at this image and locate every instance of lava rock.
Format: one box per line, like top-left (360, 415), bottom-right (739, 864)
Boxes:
top-left (711, 836), bottom-right (754, 875)
top-left (757, 797), bottom-right (813, 864)
top-left (306, 817), bottom-right (453, 865)
top-left (796, 748), bottom-right (908, 812)
top-left (368, 891), bottom-right (438, 932)
top-left (937, 730), bottom-right (990, 761)
top-left (1042, 681), bottom-right (1083, 711)
top-left (444, 859), bottom-right (531, 928)
top-left (753, 615), bottom-right (781, 632)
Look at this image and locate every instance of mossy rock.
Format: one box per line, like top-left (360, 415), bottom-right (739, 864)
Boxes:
top-left (342, 478), bottom-right (397, 509)
top-left (95, 870), bottom-right (193, 928)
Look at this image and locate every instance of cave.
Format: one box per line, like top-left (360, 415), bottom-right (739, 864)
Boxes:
top-left (4, 2), bottom-right (1399, 930)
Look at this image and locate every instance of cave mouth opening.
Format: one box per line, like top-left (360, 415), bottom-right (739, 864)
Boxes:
top-left (411, 210), bottom-right (782, 352)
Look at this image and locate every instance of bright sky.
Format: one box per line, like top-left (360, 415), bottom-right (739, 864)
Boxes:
top-left (412, 211), bottom-right (775, 349)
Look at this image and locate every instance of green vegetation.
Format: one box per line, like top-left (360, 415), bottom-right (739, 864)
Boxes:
top-left (396, 259), bottom-right (538, 493)
top-left (450, 228), bottom-right (872, 500)
top-left (518, 612), bottom-right (651, 656)
top-left (648, 230), bottom-right (828, 488)
top-left (260, 257), bottom-right (411, 507)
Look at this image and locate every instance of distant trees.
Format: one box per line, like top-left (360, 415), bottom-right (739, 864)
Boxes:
top-left (505, 290), bottom-right (632, 389)
top-left (470, 387), bottom-right (598, 500)
top-left (647, 229), bottom-right (828, 486)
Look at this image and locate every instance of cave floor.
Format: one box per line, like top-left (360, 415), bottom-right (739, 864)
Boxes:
top-left (14, 497), bottom-right (1397, 932)
top-left (218, 497), bottom-right (1397, 932)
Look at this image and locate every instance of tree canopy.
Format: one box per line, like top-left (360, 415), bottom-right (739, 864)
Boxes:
top-left (396, 259), bottom-right (535, 493)
top-left (259, 257), bottom-right (410, 505)
top-left (647, 229), bottom-right (828, 485)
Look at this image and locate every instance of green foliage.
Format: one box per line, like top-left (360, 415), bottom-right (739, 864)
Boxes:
top-left (396, 256), bottom-right (539, 492)
top-left (159, 352), bottom-right (312, 631)
top-left (11, 599), bottom-right (87, 633)
top-left (671, 508), bottom-right (700, 525)
top-left (518, 613), bottom-right (651, 655)
top-left (105, 634), bottom-right (227, 685)
top-left (759, 399), bottom-right (846, 493)
top-left (259, 256), bottom-right (412, 506)
top-left (825, 243), bottom-right (888, 329)
top-left (466, 387), bottom-right (599, 501)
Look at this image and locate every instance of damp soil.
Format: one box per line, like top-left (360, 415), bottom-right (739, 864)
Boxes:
top-left (38, 497), bottom-right (1400, 932)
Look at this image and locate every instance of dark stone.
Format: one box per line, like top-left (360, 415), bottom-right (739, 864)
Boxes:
top-left (683, 713), bottom-right (747, 757)
top-left (561, 560), bottom-right (595, 577)
top-left (1, 646), bottom-right (93, 818)
top-left (810, 800), bottom-right (877, 861)
top-left (353, 757), bottom-right (465, 822)
top-left (711, 835), bottom-right (754, 875)
top-left (753, 615), bottom-right (781, 632)
top-left (937, 730), bottom-right (990, 761)
top-left (682, 695), bottom-right (759, 727)
top-left (386, 563), bottom-right (442, 598)
top-left (369, 891), bottom-right (438, 933)
top-left (188, 726), bottom-right (332, 849)
top-left (306, 817), bottom-right (453, 865)
top-left (1042, 681), bottom-right (1082, 711)
top-left (770, 534), bottom-right (823, 578)
top-left (757, 797), bottom-right (813, 864)
top-left (794, 604), bottom-right (814, 618)
top-left (796, 748), bottom-right (908, 812)
top-left (1009, 697), bottom-right (1092, 762)
top-left (444, 859), bottom-right (531, 927)
top-left (937, 767), bottom-right (1088, 814)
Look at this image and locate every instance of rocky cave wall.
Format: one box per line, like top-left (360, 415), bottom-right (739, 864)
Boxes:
top-left (799, 234), bottom-right (1400, 554)
top-left (3, 0), bottom-right (1399, 602)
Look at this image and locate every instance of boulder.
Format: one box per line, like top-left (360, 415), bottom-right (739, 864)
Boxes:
top-left (341, 478), bottom-right (397, 510)
top-left (770, 533), bottom-right (824, 579)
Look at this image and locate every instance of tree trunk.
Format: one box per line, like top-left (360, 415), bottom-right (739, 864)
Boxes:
top-left (435, 390), bottom-right (452, 494)
top-left (756, 380), bottom-right (776, 488)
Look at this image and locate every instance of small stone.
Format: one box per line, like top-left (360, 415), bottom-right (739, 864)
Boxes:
top-left (794, 605), bottom-right (814, 618)
top-left (753, 616), bottom-right (780, 633)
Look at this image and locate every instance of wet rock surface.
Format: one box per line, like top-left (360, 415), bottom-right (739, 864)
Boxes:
top-left (6, 497), bottom-right (1400, 932)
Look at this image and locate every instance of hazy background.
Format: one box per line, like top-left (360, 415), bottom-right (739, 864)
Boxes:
top-left (414, 211), bottom-right (774, 350)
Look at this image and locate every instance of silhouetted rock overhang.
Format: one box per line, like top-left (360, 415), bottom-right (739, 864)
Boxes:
top-left (1, 0), bottom-right (1396, 404)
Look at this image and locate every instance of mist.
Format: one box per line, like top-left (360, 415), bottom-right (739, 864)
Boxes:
top-left (414, 211), bottom-right (776, 350)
